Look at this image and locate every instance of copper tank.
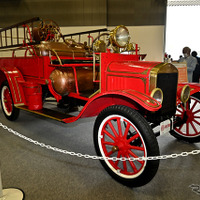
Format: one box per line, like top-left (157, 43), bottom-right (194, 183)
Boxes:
top-left (49, 67), bottom-right (98, 96)
top-left (34, 41), bottom-right (86, 57)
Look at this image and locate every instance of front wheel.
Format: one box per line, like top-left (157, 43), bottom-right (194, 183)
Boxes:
top-left (0, 81), bottom-right (19, 121)
top-left (170, 93), bottom-right (200, 143)
top-left (93, 105), bottom-right (160, 187)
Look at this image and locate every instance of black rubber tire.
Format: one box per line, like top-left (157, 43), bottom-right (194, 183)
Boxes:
top-left (93, 105), bottom-right (160, 187)
top-left (170, 92), bottom-right (200, 143)
top-left (0, 81), bottom-right (20, 121)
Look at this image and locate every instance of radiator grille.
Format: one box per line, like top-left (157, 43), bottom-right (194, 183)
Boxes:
top-left (157, 73), bottom-right (178, 116)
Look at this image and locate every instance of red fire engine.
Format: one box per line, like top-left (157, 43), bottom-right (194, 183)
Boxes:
top-left (0, 17), bottom-right (200, 187)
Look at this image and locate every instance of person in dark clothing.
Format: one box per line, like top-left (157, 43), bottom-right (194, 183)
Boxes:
top-left (192, 51), bottom-right (200, 83)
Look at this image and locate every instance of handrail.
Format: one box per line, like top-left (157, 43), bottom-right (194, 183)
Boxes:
top-left (50, 49), bottom-right (63, 65)
top-left (62, 28), bottom-right (108, 38)
top-left (63, 28), bottom-right (108, 46)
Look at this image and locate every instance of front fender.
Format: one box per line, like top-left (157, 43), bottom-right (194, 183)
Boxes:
top-left (84, 89), bottom-right (161, 117)
top-left (117, 90), bottom-right (161, 111)
top-left (178, 82), bottom-right (200, 96)
top-left (0, 66), bottom-right (26, 105)
top-left (63, 90), bottom-right (161, 123)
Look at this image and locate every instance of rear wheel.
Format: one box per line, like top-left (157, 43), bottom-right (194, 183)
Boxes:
top-left (93, 105), bottom-right (160, 187)
top-left (170, 93), bottom-right (200, 143)
top-left (0, 81), bottom-right (19, 121)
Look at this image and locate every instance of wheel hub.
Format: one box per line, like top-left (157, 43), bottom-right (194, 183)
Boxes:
top-left (113, 137), bottom-right (129, 153)
top-left (186, 110), bottom-right (193, 118)
top-left (112, 146), bottom-right (119, 153)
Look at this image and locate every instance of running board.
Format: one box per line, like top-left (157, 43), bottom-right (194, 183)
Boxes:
top-left (16, 106), bottom-right (74, 122)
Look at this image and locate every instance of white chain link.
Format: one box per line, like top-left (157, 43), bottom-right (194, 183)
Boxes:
top-left (0, 122), bottom-right (200, 161)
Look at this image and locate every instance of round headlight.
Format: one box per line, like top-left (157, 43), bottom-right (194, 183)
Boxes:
top-left (181, 85), bottom-right (190, 103)
top-left (111, 25), bottom-right (130, 48)
top-left (150, 88), bottom-right (163, 104)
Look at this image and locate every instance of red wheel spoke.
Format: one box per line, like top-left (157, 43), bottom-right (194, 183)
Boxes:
top-left (123, 123), bottom-right (131, 138)
top-left (103, 129), bottom-right (116, 141)
top-left (122, 158), bottom-right (127, 172)
top-left (3, 88), bottom-right (12, 113)
top-left (180, 103), bottom-right (186, 111)
top-left (128, 150), bottom-right (144, 165)
top-left (190, 121), bottom-right (198, 135)
top-left (129, 145), bottom-right (144, 151)
top-left (114, 151), bottom-right (121, 167)
top-left (193, 119), bottom-right (200, 126)
top-left (127, 133), bottom-right (139, 143)
top-left (176, 108), bottom-right (183, 114)
top-left (190, 100), bottom-right (197, 111)
top-left (102, 141), bottom-right (115, 146)
top-left (117, 118), bottom-right (123, 137)
top-left (186, 101), bottom-right (190, 110)
top-left (119, 152), bottom-right (128, 172)
top-left (127, 154), bottom-right (137, 172)
top-left (108, 121), bottom-right (119, 138)
top-left (107, 150), bottom-right (115, 157)
top-left (193, 109), bottom-right (200, 114)
top-left (176, 123), bottom-right (184, 132)
top-left (186, 121), bottom-right (190, 136)
top-left (123, 161), bottom-right (127, 172)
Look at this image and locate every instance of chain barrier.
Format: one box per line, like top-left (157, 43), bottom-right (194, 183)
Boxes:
top-left (0, 122), bottom-right (200, 162)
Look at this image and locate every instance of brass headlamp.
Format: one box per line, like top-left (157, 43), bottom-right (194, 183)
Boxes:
top-left (109, 25), bottom-right (130, 48)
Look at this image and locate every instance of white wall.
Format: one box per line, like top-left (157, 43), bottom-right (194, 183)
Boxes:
top-left (128, 26), bottom-right (165, 62)
top-left (166, 6), bottom-right (200, 60)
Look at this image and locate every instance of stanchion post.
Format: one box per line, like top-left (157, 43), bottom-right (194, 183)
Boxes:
top-left (0, 162), bottom-right (24, 199)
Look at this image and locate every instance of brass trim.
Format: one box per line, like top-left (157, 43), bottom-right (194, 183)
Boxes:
top-left (149, 63), bottom-right (178, 93)
top-left (51, 49), bottom-right (62, 65)
top-left (107, 64), bottom-right (149, 75)
top-left (181, 85), bottom-right (190, 103)
top-left (16, 106), bottom-right (73, 122)
top-left (2, 66), bottom-right (22, 103)
top-left (109, 25), bottom-right (130, 48)
top-left (14, 103), bottom-right (24, 106)
top-left (123, 90), bottom-right (160, 108)
top-left (89, 89), bottom-right (100, 98)
top-left (141, 69), bottom-right (149, 75)
top-left (93, 53), bottom-right (96, 82)
top-left (100, 53), bottom-right (102, 92)
top-left (150, 88), bottom-right (163, 104)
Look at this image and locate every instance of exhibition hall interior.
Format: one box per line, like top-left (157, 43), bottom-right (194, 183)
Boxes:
top-left (0, 0), bottom-right (200, 199)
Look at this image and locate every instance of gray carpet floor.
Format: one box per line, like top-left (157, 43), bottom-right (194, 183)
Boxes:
top-left (0, 108), bottom-right (200, 200)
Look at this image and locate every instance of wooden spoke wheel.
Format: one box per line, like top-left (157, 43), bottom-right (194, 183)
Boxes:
top-left (0, 81), bottom-right (19, 121)
top-left (94, 105), bottom-right (159, 187)
top-left (170, 93), bottom-right (200, 143)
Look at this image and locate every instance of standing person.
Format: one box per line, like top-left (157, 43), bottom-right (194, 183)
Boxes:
top-left (178, 47), bottom-right (197, 83)
top-left (191, 51), bottom-right (200, 83)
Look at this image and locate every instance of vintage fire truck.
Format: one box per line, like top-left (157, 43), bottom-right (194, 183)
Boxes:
top-left (0, 17), bottom-right (200, 187)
